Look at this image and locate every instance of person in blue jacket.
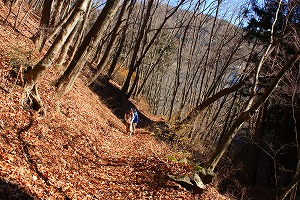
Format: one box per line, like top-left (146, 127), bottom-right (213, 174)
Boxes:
top-left (131, 108), bottom-right (139, 134)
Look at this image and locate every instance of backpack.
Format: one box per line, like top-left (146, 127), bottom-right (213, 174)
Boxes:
top-left (133, 111), bottom-right (138, 123)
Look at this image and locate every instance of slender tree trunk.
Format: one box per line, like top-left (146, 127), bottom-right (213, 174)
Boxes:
top-left (105, 25), bottom-right (127, 80)
top-left (136, 42), bottom-right (172, 97)
top-left (49, 0), bottom-right (65, 28)
top-left (121, 0), bottom-right (186, 97)
top-left (121, 0), bottom-right (155, 95)
top-left (246, 101), bottom-right (268, 185)
top-left (128, 65), bottom-right (139, 97)
top-left (56, 21), bottom-right (81, 67)
top-left (33, 0), bottom-right (53, 52)
top-left (24, 0), bottom-right (91, 103)
top-left (169, 4), bottom-right (197, 120)
top-left (197, 0), bottom-right (221, 104)
top-left (13, 0), bottom-right (24, 29)
top-left (87, 0), bottom-right (131, 86)
top-left (14, 0), bottom-right (37, 29)
top-left (205, 51), bottom-right (300, 171)
top-left (63, 0), bottom-right (93, 68)
top-left (56, 0), bottom-right (122, 98)
top-left (45, 2), bottom-right (76, 45)
top-left (216, 91), bottom-right (239, 145)
top-left (177, 80), bottom-right (245, 127)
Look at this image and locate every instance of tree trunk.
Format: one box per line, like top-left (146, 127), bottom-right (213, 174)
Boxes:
top-left (14, 0), bottom-right (37, 29)
top-left (121, 0), bottom-right (155, 95)
top-left (33, 0), bottom-right (53, 52)
top-left (121, 0), bottom-right (185, 97)
top-left (87, 0), bottom-right (131, 86)
top-left (13, 0), bottom-right (24, 29)
top-left (56, 21), bottom-right (81, 67)
top-left (45, 2), bottom-right (76, 45)
top-left (49, 0), bottom-right (65, 28)
top-left (177, 80), bottom-right (245, 127)
top-left (216, 91), bottom-right (239, 145)
top-left (63, 0), bottom-right (93, 68)
top-left (136, 42), bottom-right (172, 97)
top-left (245, 101), bottom-right (268, 185)
top-left (55, 0), bottom-right (122, 99)
top-left (205, 51), bottom-right (300, 171)
top-left (105, 25), bottom-right (127, 80)
top-left (24, 0), bottom-right (91, 106)
top-left (127, 65), bottom-right (139, 98)
top-left (169, 6), bottom-right (196, 120)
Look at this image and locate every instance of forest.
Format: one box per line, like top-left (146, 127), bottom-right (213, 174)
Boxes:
top-left (0, 0), bottom-right (299, 199)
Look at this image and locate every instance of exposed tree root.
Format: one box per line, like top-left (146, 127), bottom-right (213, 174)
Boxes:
top-left (22, 84), bottom-right (45, 116)
top-left (17, 114), bottom-right (71, 200)
top-left (0, 85), bottom-right (9, 93)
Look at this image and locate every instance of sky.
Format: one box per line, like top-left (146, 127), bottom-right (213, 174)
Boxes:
top-left (167, 0), bottom-right (265, 26)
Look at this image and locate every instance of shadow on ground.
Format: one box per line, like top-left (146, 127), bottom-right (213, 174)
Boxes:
top-left (89, 78), bottom-right (154, 129)
top-left (0, 178), bottom-right (35, 200)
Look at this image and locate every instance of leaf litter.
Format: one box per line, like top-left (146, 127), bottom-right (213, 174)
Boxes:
top-left (0, 1), bottom-right (230, 199)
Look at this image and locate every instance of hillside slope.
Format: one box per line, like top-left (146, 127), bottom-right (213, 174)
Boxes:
top-left (0, 2), bottom-right (230, 199)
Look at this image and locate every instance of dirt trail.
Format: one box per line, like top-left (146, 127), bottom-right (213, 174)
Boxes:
top-left (0, 2), bottom-right (193, 199)
top-left (0, 2), bottom-right (230, 199)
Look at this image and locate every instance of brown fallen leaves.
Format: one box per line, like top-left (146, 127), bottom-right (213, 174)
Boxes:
top-left (0, 1), bottom-right (231, 199)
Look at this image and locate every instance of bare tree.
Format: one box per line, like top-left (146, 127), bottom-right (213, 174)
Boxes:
top-left (49, 0), bottom-right (65, 28)
top-left (55, 0), bottom-right (122, 99)
top-left (120, 0), bottom-right (155, 96)
top-left (87, 0), bottom-right (131, 86)
top-left (23, 0), bottom-right (92, 111)
top-left (55, 21), bottom-right (81, 67)
top-left (45, 2), bottom-right (76, 45)
top-left (32, 0), bottom-right (54, 52)
top-left (121, 0), bottom-right (186, 98)
top-left (204, 0), bottom-right (288, 171)
top-left (205, 50), bottom-right (300, 171)
top-left (58, 0), bottom-right (93, 67)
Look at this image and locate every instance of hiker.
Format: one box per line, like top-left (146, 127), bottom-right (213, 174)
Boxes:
top-left (131, 108), bottom-right (139, 134)
top-left (124, 109), bottom-right (134, 136)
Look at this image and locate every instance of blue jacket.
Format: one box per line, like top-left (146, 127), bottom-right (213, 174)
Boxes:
top-left (133, 111), bottom-right (138, 123)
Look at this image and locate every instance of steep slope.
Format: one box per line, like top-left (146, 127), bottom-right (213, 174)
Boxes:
top-left (0, 2), bottom-right (230, 199)
top-left (0, 25), bottom-right (193, 200)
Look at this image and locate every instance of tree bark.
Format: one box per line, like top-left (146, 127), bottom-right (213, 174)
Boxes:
top-left (121, 0), bottom-right (186, 97)
top-left (120, 0), bottom-right (155, 95)
top-left (55, 0), bottom-right (122, 98)
top-left (49, 0), bottom-right (65, 28)
top-left (105, 25), bottom-right (127, 80)
top-left (63, 0), bottom-right (93, 68)
top-left (205, 51), bottom-right (300, 171)
top-left (177, 80), bottom-right (245, 127)
top-left (45, 2), bottom-right (76, 45)
top-left (24, 0), bottom-right (91, 99)
top-left (33, 0), bottom-right (53, 52)
top-left (56, 21), bottom-right (81, 67)
top-left (87, 0), bottom-right (131, 86)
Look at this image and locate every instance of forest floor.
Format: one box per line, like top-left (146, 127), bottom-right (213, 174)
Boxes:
top-left (0, 1), bottom-right (230, 199)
